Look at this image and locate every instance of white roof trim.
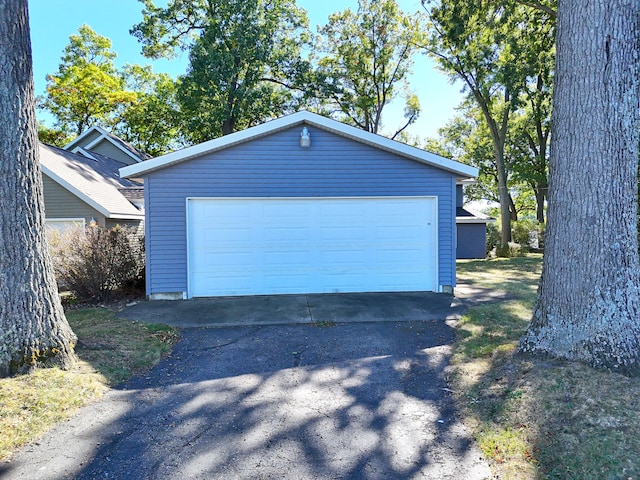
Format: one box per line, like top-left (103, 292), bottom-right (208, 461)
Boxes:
top-left (63, 125), bottom-right (108, 150)
top-left (120, 111), bottom-right (479, 179)
top-left (65, 125), bottom-right (143, 164)
top-left (41, 165), bottom-right (144, 220)
top-left (71, 147), bottom-right (98, 161)
top-left (456, 216), bottom-right (495, 224)
top-left (82, 133), bottom-right (108, 150)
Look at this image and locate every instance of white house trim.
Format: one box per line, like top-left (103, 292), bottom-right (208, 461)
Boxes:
top-left (63, 125), bottom-right (108, 149)
top-left (71, 147), bottom-right (98, 161)
top-left (120, 111), bottom-right (479, 179)
top-left (41, 165), bottom-right (144, 220)
top-left (65, 125), bottom-right (143, 164)
top-left (456, 217), bottom-right (495, 224)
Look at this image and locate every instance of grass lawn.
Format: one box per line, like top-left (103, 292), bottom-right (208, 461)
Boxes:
top-left (455, 255), bottom-right (640, 479)
top-left (0, 308), bottom-right (178, 460)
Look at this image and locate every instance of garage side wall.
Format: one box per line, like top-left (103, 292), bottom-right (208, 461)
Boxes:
top-left (144, 126), bottom-right (457, 296)
top-left (457, 223), bottom-right (488, 259)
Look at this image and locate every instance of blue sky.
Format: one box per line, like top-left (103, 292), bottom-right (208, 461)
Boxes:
top-left (29, 0), bottom-right (463, 141)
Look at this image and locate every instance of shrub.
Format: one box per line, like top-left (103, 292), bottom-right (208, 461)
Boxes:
top-left (512, 219), bottom-right (545, 249)
top-left (486, 222), bottom-right (501, 255)
top-left (48, 225), bottom-right (144, 302)
top-left (495, 242), bottom-right (527, 258)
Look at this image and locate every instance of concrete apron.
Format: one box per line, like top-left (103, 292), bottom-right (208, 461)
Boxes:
top-left (118, 284), bottom-right (511, 328)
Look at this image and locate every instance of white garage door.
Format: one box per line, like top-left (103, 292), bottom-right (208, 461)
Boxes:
top-left (187, 197), bottom-right (438, 297)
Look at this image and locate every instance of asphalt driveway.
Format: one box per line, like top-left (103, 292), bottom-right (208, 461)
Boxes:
top-left (0, 289), bottom-right (501, 479)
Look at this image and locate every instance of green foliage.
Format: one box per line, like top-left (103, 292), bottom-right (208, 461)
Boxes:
top-left (316, 0), bottom-right (425, 136)
top-left (38, 25), bottom-right (137, 136)
top-left (486, 221), bottom-right (501, 254)
top-left (37, 124), bottom-right (72, 147)
top-left (511, 219), bottom-right (544, 248)
top-left (114, 64), bottom-right (183, 156)
top-left (425, 2), bottom-right (554, 227)
top-left (132, 0), bottom-right (312, 141)
top-left (495, 242), bottom-right (527, 258)
top-left (48, 226), bottom-right (144, 302)
top-left (425, 1), bottom-right (555, 241)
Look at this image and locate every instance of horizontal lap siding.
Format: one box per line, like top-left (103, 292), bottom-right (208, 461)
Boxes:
top-left (89, 141), bottom-right (137, 166)
top-left (43, 175), bottom-right (105, 225)
top-left (146, 126), bottom-right (457, 294)
top-left (66, 130), bottom-right (101, 151)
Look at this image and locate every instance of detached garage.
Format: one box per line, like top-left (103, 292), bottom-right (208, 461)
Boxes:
top-left (120, 112), bottom-right (478, 299)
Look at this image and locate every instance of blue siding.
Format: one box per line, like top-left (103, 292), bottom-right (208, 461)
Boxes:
top-left (145, 125), bottom-right (458, 294)
top-left (457, 223), bottom-right (487, 259)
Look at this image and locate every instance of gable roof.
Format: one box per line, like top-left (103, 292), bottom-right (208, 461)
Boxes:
top-left (39, 143), bottom-right (144, 220)
top-left (456, 207), bottom-right (495, 224)
top-left (64, 125), bottom-right (152, 164)
top-left (120, 111), bottom-right (478, 179)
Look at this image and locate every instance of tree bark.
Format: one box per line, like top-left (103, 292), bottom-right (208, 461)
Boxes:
top-left (0, 0), bottom-right (77, 376)
top-left (519, 0), bottom-right (640, 373)
top-left (535, 183), bottom-right (547, 224)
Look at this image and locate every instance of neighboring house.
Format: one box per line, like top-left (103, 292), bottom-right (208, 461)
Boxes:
top-left (455, 183), bottom-right (494, 259)
top-left (121, 111), bottom-right (478, 300)
top-left (64, 125), bottom-right (151, 166)
top-left (40, 143), bottom-right (144, 232)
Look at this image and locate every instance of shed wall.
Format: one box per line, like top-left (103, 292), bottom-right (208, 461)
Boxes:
top-left (457, 223), bottom-right (487, 259)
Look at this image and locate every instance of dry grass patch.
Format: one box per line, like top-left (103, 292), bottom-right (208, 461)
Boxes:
top-left (0, 308), bottom-right (178, 460)
top-left (454, 255), bottom-right (640, 479)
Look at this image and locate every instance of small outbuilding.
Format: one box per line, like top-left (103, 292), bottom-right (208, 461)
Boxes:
top-left (120, 112), bottom-right (478, 299)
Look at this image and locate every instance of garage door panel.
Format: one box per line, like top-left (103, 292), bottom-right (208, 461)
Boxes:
top-left (263, 273), bottom-right (313, 292)
top-left (188, 197), bottom-right (438, 297)
top-left (318, 247), bottom-right (367, 265)
top-left (263, 226), bottom-right (310, 243)
top-left (263, 249), bottom-right (313, 267)
top-left (318, 226), bottom-right (368, 242)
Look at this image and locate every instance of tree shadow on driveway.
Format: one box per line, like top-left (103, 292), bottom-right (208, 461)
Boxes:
top-left (0, 320), bottom-right (491, 479)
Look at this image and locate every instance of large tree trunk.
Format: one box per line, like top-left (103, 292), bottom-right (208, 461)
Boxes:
top-left (0, 0), bottom-right (77, 376)
top-left (519, 0), bottom-right (640, 372)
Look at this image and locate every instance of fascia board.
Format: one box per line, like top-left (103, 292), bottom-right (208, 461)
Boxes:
top-left (121, 111), bottom-right (479, 179)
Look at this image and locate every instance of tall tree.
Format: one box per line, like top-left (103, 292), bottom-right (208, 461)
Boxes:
top-left (38, 25), bottom-right (136, 136)
top-left (131, 0), bottom-right (312, 140)
top-left (510, 9), bottom-right (555, 223)
top-left (316, 0), bottom-right (424, 137)
top-left (433, 104), bottom-right (533, 221)
top-left (0, 0), bottom-right (77, 376)
top-left (510, 83), bottom-right (551, 224)
top-left (114, 64), bottom-right (183, 156)
top-left (519, 0), bottom-right (640, 372)
top-left (424, 0), bottom-right (551, 242)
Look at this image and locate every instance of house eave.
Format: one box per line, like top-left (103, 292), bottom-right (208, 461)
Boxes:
top-left (41, 165), bottom-right (142, 220)
top-left (120, 111), bottom-right (479, 179)
top-left (456, 217), bottom-right (495, 224)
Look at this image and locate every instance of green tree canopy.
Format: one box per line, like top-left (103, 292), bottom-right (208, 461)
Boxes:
top-left (114, 64), bottom-right (183, 156)
top-left (316, 0), bottom-right (424, 137)
top-left (424, 0), bottom-right (554, 241)
top-left (132, 0), bottom-right (312, 140)
top-left (38, 25), bottom-right (136, 136)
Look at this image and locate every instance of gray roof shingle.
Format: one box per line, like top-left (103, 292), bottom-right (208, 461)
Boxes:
top-left (39, 143), bottom-right (144, 219)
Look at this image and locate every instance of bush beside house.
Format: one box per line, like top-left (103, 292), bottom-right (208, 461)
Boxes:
top-left (48, 225), bottom-right (144, 302)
